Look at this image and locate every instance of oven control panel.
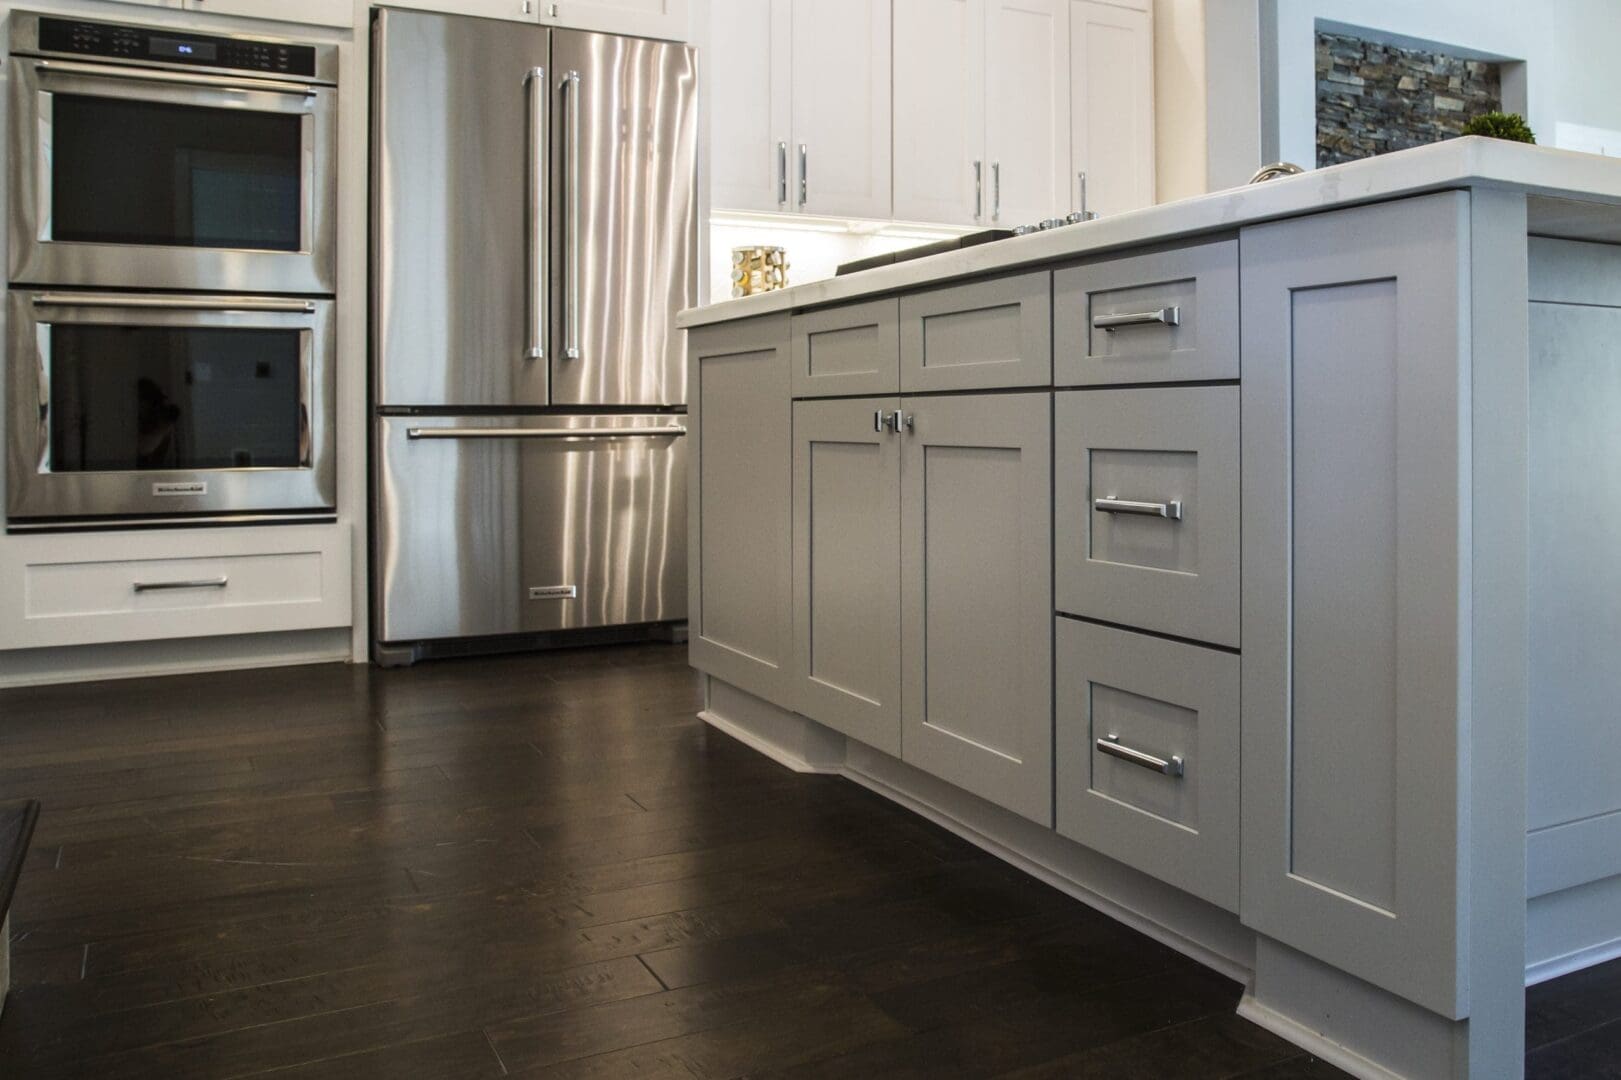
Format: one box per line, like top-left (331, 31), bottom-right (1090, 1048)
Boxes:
top-left (37, 17), bottom-right (317, 79)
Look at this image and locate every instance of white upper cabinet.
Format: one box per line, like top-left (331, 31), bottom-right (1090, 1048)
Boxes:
top-left (186, 0), bottom-right (353, 27)
top-left (790, 0), bottom-right (892, 218)
top-left (708, 0), bottom-right (792, 212)
top-left (987, 0), bottom-right (1068, 226)
top-left (1069, 0), bottom-right (1155, 216)
top-left (893, 0), bottom-right (985, 226)
top-left (709, 0), bottom-right (889, 218)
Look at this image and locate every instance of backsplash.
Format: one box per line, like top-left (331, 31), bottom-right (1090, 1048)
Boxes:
top-left (1316, 30), bottom-right (1503, 167)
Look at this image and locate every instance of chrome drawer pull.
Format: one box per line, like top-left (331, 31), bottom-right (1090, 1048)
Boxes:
top-left (1097, 734), bottom-right (1184, 778)
top-left (134, 577), bottom-right (228, 594)
top-left (1093, 306), bottom-right (1181, 330)
top-left (406, 427), bottom-right (685, 440)
top-left (1094, 497), bottom-right (1183, 521)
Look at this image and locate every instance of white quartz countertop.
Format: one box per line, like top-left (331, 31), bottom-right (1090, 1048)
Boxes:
top-left (679, 137), bottom-right (1621, 329)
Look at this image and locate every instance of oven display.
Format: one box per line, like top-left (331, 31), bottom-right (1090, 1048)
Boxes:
top-left (150, 37), bottom-right (219, 64)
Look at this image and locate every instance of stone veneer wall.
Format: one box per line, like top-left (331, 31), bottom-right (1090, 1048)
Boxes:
top-left (1317, 30), bottom-right (1503, 167)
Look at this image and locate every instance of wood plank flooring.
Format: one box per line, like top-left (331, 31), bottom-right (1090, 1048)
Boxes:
top-left (0, 645), bottom-right (1606, 1077)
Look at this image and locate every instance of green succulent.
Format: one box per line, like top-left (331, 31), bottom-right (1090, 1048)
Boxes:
top-left (1461, 111), bottom-right (1536, 144)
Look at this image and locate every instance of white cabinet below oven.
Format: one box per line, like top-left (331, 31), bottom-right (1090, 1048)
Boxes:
top-left (0, 523), bottom-right (351, 650)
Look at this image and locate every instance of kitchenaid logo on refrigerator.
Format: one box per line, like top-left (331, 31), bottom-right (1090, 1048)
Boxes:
top-left (528, 585), bottom-right (578, 601)
top-left (153, 481), bottom-right (208, 497)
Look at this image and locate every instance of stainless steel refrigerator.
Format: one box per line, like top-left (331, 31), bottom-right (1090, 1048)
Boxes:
top-left (371, 8), bottom-right (696, 665)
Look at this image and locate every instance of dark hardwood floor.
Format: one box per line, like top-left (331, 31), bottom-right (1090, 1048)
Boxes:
top-left (0, 645), bottom-right (1608, 1078)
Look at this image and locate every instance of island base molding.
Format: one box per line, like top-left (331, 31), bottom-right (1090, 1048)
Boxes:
top-left (699, 674), bottom-right (1534, 1080)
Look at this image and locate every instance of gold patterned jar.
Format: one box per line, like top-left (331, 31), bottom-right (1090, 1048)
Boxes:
top-left (731, 246), bottom-right (789, 297)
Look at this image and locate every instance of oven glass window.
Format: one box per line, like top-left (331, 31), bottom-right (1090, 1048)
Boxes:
top-left (49, 326), bottom-right (305, 472)
top-left (50, 95), bottom-right (303, 252)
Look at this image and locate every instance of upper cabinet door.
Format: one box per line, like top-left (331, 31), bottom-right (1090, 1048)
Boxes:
top-left (372, 0), bottom-right (537, 22)
top-left (1069, 0), bottom-right (1154, 216)
top-left (790, 0), bottom-right (892, 219)
top-left (708, 0), bottom-right (792, 212)
top-left (543, 0), bottom-right (691, 40)
top-left (186, 0), bottom-right (353, 27)
top-left (892, 0), bottom-right (985, 227)
top-left (986, 0), bottom-right (1068, 227)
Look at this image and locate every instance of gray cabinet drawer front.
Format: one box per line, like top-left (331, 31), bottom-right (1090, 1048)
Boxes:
top-left (900, 272), bottom-right (1052, 392)
top-left (791, 299), bottom-right (901, 397)
top-left (1056, 386), bottom-right (1239, 647)
top-left (1054, 239), bottom-right (1238, 385)
top-left (1057, 618), bottom-right (1239, 911)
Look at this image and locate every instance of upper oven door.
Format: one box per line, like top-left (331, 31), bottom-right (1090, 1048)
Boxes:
top-left (6, 290), bottom-right (336, 523)
top-left (7, 57), bottom-right (336, 294)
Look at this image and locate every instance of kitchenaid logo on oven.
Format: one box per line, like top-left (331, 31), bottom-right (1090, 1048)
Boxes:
top-left (153, 481), bottom-right (208, 497)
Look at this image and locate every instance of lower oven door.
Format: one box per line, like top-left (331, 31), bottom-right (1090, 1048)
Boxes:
top-left (6, 290), bottom-right (336, 523)
top-left (375, 414), bottom-right (688, 644)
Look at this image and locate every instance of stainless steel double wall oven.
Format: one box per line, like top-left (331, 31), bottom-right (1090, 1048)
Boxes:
top-left (5, 12), bottom-right (338, 527)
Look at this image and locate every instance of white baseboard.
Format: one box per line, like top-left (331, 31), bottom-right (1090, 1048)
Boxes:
top-left (0, 628), bottom-right (352, 689)
top-left (1526, 935), bottom-right (1621, 986)
top-left (699, 708), bottom-right (835, 774)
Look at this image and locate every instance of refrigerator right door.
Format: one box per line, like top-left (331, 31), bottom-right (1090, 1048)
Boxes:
top-left (373, 9), bottom-right (552, 408)
top-left (549, 31), bottom-right (698, 407)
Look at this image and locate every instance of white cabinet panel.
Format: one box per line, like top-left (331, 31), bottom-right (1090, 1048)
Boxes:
top-left (893, 0), bottom-right (985, 226)
top-left (0, 525), bottom-right (351, 650)
top-left (793, 398), bottom-right (904, 754)
top-left (544, 0), bottom-right (690, 39)
top-left (187, 0), bottom-right (353, 27)
top-left (987, 0), bottom-right (1068, 226)
top-left (790, 0), bottom-right (891, 218)
top-left (709, 0), bottom-right (792, 212)
top-left (376, 0), bottom-right (537, 20)
top-left (1069, 0), bottom-right (1154, 216)
top-left (901, 392), bottom-right (1053, 825)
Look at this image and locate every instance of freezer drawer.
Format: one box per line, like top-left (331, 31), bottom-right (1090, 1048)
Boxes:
top-left (374, 414), bottom-right (686, 643)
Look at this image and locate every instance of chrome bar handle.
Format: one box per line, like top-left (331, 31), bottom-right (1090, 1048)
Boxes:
top-left (1097, 734), bottom-right (1184, 777)
top-left (1094, 496), bottom-right (1183, 520)
top-left (777, 141), bottom-right (789, 207)
top-left (406, 427), bottom-right (686, 440)
top-left (564, 70), bottom-right (582, 361)
top-left (883, 411), bottom-right (902, 435)
top-left (992, 161), bottom-right (1001, 222)
top-left (974, 161), bottom-right (983, 220)
top-left (33, 294), bottom-right (316, 313)
top-left (1075, 170), bottom-right (1098, 221)
top-left (1093, 306), bottom-right (1182, 331)
top-left (798, 143), bottom-right (808, 207)
top-left (35, 59), bottom-right (316, 98)
top-left (134, 578), bottom-right (229, 594)
top-left (874, 410), bottom-right (884, 433)
top-left (526, 66), bottom-right (548, 361)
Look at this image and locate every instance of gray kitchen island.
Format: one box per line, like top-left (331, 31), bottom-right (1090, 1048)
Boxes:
top-left (677, 137), bottom-right (1621, 1080)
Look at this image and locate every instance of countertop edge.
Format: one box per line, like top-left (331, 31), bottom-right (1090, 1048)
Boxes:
top-left (680, 138), bottom-right (1621, 329)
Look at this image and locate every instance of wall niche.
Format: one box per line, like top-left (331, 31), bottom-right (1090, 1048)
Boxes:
top-left (1316, 30), bottom-right (1503, 167)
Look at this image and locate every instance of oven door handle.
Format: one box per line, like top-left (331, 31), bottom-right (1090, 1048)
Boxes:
top-left (33, 294), bottom-right (317, 314)
top-left (33, 59), bottom-right (317, 98)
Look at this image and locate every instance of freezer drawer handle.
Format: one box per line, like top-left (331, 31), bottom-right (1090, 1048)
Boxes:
top-left (406, 427), bottom-right (687, 440)
top-left (134, 577), bottom-right (229, 594)
top-left (1093, 307), bottom-right (1181, 331)
top-left (33, 294), bottom-right (316, 314)
top-left (35, 59), bottom-right (317, 98)
top-left (1097, 734), bottom-right (1185, 778)
top-left (1093, 496), bottom-right (1183, 520)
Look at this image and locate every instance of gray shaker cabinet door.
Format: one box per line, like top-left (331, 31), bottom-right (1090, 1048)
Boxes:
top-left (792, 397), bottom-right (903, 754)
top-left (791, 298), bottom-right (901, 398)
top-left (899, 272), bottom-right (1053, 392)
top-left (1241, 191), bottom-right (1470, 1018)
top-left (900, 392), bottom-right (1054, 824)
top-left (688, 315), bottom-right (795, 709)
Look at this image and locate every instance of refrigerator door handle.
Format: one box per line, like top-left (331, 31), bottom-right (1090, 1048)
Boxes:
top-left (406, 426), bottom-right (687, 440)
top-left (526, 66), bottom-right (548, 362)
top-left (563, 69), bottom-right (582, 362)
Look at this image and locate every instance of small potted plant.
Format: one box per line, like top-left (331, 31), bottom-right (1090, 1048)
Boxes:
top-left (1462, 112), bottom-right (1536, 144)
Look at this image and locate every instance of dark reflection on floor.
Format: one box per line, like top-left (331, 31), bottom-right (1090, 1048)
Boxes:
top-left (0, 644), bottom-right (1604, 1077)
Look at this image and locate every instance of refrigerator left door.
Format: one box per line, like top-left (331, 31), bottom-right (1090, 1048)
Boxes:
top-left (373, 10), bottom-right (553, 408)
top-left (374, 415), bottom-right (688, 645)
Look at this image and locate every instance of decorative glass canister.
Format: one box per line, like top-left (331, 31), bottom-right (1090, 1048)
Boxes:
top-left (731, 246), bottom-right (789, 297)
